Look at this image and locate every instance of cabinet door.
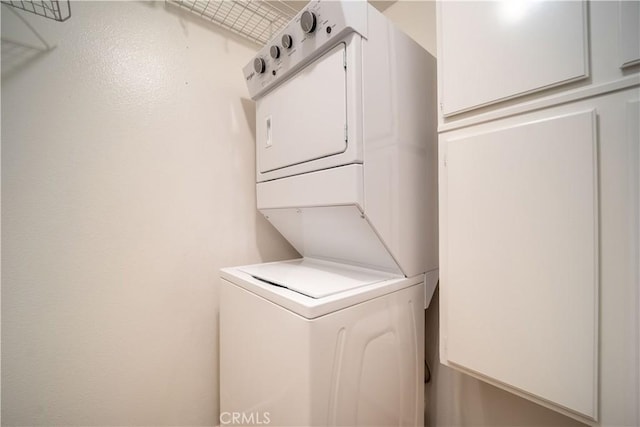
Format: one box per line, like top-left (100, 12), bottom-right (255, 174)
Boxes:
top-left (619, 0), bottom-right (640, 68)
top-left (440, 110), bottom-right (599, 420)
top-left (438, 1), bottom-right (588, 116)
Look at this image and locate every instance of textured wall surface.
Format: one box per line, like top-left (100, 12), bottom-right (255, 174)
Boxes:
top-left (1, 2), bottom-right (297, 425)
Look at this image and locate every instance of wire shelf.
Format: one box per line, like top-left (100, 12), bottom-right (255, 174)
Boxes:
top-left (1, 0), bottom-right (71, 22)
top-left (167, 0), bottom-right (298, 46)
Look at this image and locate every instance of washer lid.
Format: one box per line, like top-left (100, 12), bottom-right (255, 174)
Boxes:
top-left (238, 258), bottom-right (398, 299)
top-left (221, 258), bottom-right (422, 319)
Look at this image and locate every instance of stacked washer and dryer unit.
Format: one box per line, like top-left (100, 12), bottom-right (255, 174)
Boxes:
top-left (220, 1), bottom-right (437, 425)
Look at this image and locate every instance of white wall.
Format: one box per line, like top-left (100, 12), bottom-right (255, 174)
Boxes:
top-left (383, 0), bottom-right (436, 57)
top-left (383, 2), bottom-right (586, 426)
top-left (1, 2), bottom-right (298, 425)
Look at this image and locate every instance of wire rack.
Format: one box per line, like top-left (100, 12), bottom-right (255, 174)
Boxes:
top-left (0, 0), bottom-right (71, 21)
top-left (167, 0), bottom-right (298, 46)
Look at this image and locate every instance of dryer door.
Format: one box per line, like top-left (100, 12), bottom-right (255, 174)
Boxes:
top-left (256, 43), bottom-right (347, 174)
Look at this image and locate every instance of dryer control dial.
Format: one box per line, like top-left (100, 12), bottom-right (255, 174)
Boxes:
top-left (253, 57), bottom-right (266, 74)
top-left (281, 34), bottom-right (293, 49)
top-left (270, 45), bottom-right (281, 59)
top-left (300, 10), bottom-right (317, 34)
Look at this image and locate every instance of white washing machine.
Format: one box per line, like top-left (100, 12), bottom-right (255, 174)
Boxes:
top-left (220, 1), bottom-right (437, 425)
top-left (220, 259), bottom-right (424, 426)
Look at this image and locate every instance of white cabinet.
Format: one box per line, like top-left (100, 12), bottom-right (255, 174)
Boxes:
top-left (619, 0), bottom-right (640, 68)
top-left (438, 1), bottom-right (588, 116)
top-left (437, 1), bottom-right (640, 424)
top-left (442, 110), bottom-right (599, 419)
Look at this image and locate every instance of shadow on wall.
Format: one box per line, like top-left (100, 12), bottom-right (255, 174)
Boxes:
top-left (255, 210), bottom-right (299, 262)
top-left (241, 97), bottom-right (257, 141)
top-left (1, 5), bottom-right (56, 82)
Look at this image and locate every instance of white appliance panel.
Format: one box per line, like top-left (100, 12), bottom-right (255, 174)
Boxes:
top-left (242, 0), bottom-right (367, 99)
top-left (256, 43), bottom-right (347, 174)
top-left (442, 110), bottom-right (599, 419)
top-left (320, 285), bottom-right (423, 426)
top-left (239, 258), bottom-right (398, 299)
top-left (219, 277), bottom-right (424, 426)
top-left (221, 262), bottom-right (423, 319)
top-left (220, 280), bottom-right (312, 426)
top-left (362, 6), bottom-right (438, 279)
top-left (261, 205), bottom-right (403, 275)
top-left (256, 164), bottom-right (363, 210)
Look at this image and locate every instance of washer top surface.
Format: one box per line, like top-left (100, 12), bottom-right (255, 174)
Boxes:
top-left (238, 258), bottom-right (395, 298)
top-left (221, 258), bottom-right (423, 319)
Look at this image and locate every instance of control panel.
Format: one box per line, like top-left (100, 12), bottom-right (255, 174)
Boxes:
top-left (243, 0), bottom-right (368, 100)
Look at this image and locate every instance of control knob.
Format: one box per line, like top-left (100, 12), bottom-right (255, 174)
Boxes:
top-left (281, 34), bottom-right (293, 49)
top-left (270, 45), bottom-right (280, 59)
top-left (253, 57), bottom-right (266, 74)
top-left (300, 10), bottom-right (317, 34)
